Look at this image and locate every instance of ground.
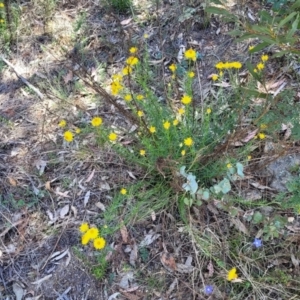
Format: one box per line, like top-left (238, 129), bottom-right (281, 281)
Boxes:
top-left (1, 0), bottom-right (300, 299)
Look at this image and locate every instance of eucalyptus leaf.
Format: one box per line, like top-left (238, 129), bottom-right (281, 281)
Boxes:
top-left (236, 162), bottom-right (244, 178)
top-left (184, 197), bottom-right (193, 207)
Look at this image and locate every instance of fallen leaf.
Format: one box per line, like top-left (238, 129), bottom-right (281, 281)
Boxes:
top-left (250, 182), bottom-right (274, 190)
top-left (121, 18), bottom-right (132, 25)
top-left (139, 232), bottom-right (160, 247)
top-left (84, 190), bottom-right (91, 207)
top-left (32, 274), bottom-right (52, 285)
top-left (85, 169), bottom-right (95, 183)
top-left (55, 187), bottom-right (71, 198)
top-left (176, 263), bottom-right (194, 273)
top-left (161, 252), bottom-right (177, 271)
top-left (12, 282), bottom-right (24, 300)
top-left (45, 181), bottom-right (52, 191)
top-left (63, 70), bottom-right (73, 84)
top-left (129, 242), bottom-right (138, 267)
top-left (95, 202), bottom-right (106, 211)
top-left (241, 129), bottom-right (258, 143)
top-left (151, 211), bottom-right (156, 221)
top-left (120, 223), bottom-right (129, 243)
top-left (108, 293), bottom-right (121, 300)
top-left (59, 205), bottom-right (69, 219)
top-left (231, 218), bottom-right (249, 236)
top-left (166, 278), bottom-right (178, 295)
top-left (207, 261), bottom-right (214, 277)
top-left (34, 159), bottom-right (47, 175)
top-left (8, 177), bottom-right (17, 186)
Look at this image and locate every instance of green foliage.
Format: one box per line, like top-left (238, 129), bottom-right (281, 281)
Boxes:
top-left (107, 0), bottom-right (132, 13)
top-left (206, 0), bottom-right (300, 57)
top-left (92, 253), bottom-right (109, 280)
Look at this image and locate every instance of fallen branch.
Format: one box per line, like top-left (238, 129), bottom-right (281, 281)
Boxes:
top-left (0, 55), bottom-right (44, 100)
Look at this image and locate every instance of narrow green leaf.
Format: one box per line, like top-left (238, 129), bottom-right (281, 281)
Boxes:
top-left (278, 12), bottom-right (297, 29)
top-left (249, 42), bottom-right (269, 54)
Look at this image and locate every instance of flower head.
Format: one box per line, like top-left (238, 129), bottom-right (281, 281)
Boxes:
top-left (124, 94), bottom-right (132, 102)
top-left (91, 116), bottom-right (103, 127)
top-left (79, 222), bottom-right (89, 233)
top-left (178, 107), bottom-right (185, 115)
top-left (87, 227), bottom-right (99, 240)
top-left (136, 94), bottom-right (144, 101)
top-left (149, 126), bottom-right (156, 133)
top-left (258, 133), bottom-right (266, 140)
top-left (184, 137), bottom-right (193, 147)
top-left (140, 149), bottom-right (146, 156)
top-left (173, 119), bottom-right (179, 126)
top-left (64, 131), bottom-right (73, 142)
top-left (58, 120), bottom-right (67, 128)
top-left (169, 64), bottom-right (177, 72)
top-left (227, 267), bottom-right (238, 281)
top-left (211, 74), bottom-right (218, 81)
top-left (204, 285), bottom-right (213, 295)
top-left (206, 108), bottom-right (212, 114)
top-left (188, 71), bottom-right (195, 78)
top-left (227, 163), bottom-right (232, 169)
top-left (112, 74), bottom-right (123, 82)
top-left (111, 81), bottom-right (123, 95)
top-left (143, 33), bottom-right (149, 39)
top-left (257, 63), bottom-right (264, 71)
top-left (109, 132), bottom-right (118, 141)
top-left (0, 19), bottom-right (4, 24)
top-left (75, 127), bottom-right (81, 134)
top-left (163, 121), bottom-right (171, 130)
top-left (253, 238), bottom-right (262, 248)
top-left (247, 155), bottom-right (252, 160)
top-left (126, 56), bottom-right (139, 66)
top-left (122, 66), bottom-right (132, 75)
top-left (137, 110), bottom-right (144, 117)
top-left (81, 232), bottom-right (91, 245)
top-left (231, 61), bottom-right (242, 69)
top-left (129, 47), bottom-right (138, 54)
top-left (261, 54), bottom-right (269, 62)
top-left (120, 188), bottom-right (127, 195)
top-left (181, 95), bottom-right (192, 105)
top-left (249, 45), bottom-right (254, 51)
top-left (181, 149), bottom-right (186, 156)
top-left (260, 123), bottom-right (267, 130)
top-left (0, 3), bottom-right (4, 8)
top-left (94, 237), bottom-right (106, 250)
top-left (184, 48), bottom-right (197, 61)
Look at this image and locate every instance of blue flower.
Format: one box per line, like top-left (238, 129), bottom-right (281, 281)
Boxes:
top-left (253, 238), bottom-right (262, 248)
top-left (204, 285), bottom-right (213, 295)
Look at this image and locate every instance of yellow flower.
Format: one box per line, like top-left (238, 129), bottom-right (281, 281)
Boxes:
top-left (178, 107), bottom-right (185, 115)
top-left (120, 188), bottom-right (127, 195)
top-left (81, 232), bottom-right (91, 245)
top-left (169, 64), bottom-right (177, 72)
top-left (188, 71), bottom-right (195, 78)
top-left (64, 131), bottom-right (73, 142)
top-left (94, 237), bottom-right (106, 250)
top-left (247, 155), bottom-right (252, 160)
top-left (184, 48), bottom-right (197, 61)
top-left (79, 223), bottom-right (89, 233)
top-left (124, 94), bottom-right (132, 102)
top-left (219, 71), bottom-right (223, 76)
top-left (231, 61), bottom-right (242, 69)
top-left (143, 33), bottom-right (149, 39)
top-left (257, 63), bottom-right (264, 71)
top-left (253, 69), bottom-right (258, 73)
top-left (181, 149), bottom-right (186, 156)
top-left (227, 267), bottom-right (238, 281)
top-left (206, 108), bottom-right (212, 114)
top-left (181, 95), bottom-right (192, 105)
top-left (184, 137), bottom-right (193, 147)
top-left (136, 94), bottom-right (144, 101)
top-left (91, 116), bottom-right (103, 127)
top-left (129, 47), bottom-right (138, 54)
top-left (249, 45), bottom-right (254, 51)
top-left (215, 62), bottom-right (225, 69)
top-left (149, 126), bottom-right (156, 133)
top-left (112, 74), bottom-right (123, 81)
top-left (87, 227), bottom-right (99, 240)
top-left (137, 110), bottom-right (144, 117)
top-left (126, 56), bottom-right (139, 66)
top-left (0, 3), bottom-right (4, 8)
top-left (258, 133), bottom-right (266, 140)
top-left (227, 163), bottom-right (232, 169)
top-left (260, 123), bottom-right (267, 130)
top-left (211, 74), bottom-right (218, 81)
top-left (111, 81), bottom-right (123, 95)
top-left (122, 66), bottom-right (132, 75)
top-left (261, 54), bottom-right (269, 62)
top-left (0, 19), bottom-right (4, 24)
top-left (109, 132), bottom-right (117, 141)
top-left (58, 120), bottom-right (67, 128)
top-left (173, 119), bottom-right (179, 126)
top-left (75, 127), bottom-right (81, 134)
top-left (140, 149), bottom-right (146, 156)
top-left (163, 121), bottom-right (171, 130)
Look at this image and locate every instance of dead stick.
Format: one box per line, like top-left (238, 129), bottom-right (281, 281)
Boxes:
top-left (0, 55), bottom-right (44, 99)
